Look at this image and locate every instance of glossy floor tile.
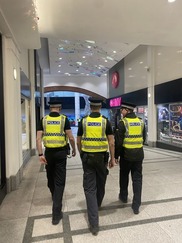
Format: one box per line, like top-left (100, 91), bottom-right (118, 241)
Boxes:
top-left (0, 145), bottom-right (182, 242)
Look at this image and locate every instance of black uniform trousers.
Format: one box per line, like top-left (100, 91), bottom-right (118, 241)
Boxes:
top-left (119, 159), bottom-right (143, 210)
top-left (45, 149), bottom-right (67, 217)
top-left (81, 152), bottom-right (108, 227)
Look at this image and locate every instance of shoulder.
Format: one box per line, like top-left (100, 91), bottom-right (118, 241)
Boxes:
top-left (102, 115), bottom-right (108, 120)
top-left (82, 115), bottom-right (88, 120)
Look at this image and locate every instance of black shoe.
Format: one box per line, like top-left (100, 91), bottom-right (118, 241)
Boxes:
top-left (90, 225), bottom-right (99, 236)
top-left (119, 194), bottom-right (128, 203)
top-left (132, 207), bottom-right (139, 214)
top-left (52, 212), bottom-right (63, 225)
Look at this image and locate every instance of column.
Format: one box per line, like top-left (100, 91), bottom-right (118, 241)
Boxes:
top-left (29, 50), bottom-right (36, 154)
top-left (75, 93), bottom-right (80, 126)
top-left (147, 46), bottom-right (157, 147)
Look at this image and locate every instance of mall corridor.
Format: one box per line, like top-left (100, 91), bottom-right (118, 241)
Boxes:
top-left (0, 138), bottom-right (182, 243)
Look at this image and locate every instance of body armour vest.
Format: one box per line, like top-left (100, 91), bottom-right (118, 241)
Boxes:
top-left (42, 115), bottom-right (67, 148)
top-left (122, 117), bottom-right (144, 149)
top-left (81, 115), bottom-right (108, 152)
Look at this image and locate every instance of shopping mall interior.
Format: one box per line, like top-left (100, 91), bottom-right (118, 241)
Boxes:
top-left (0, 0), bottom-right (182, 242)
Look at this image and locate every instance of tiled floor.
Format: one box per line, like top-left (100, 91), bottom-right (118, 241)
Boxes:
top-left (0, 142), bottom-right (182, 242)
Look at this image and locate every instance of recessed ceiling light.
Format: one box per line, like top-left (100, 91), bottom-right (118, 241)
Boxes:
top-left (82, 56), bottom-right (86, 58)
top-left (85, 40), bottom-right (95, 44)
top-left (139, 61), bottom-right (143, 64)
top-left (58, 65), bottom-right (61, 67)
top-left (59, 57), bottom-right (62, 60)
top-left (113, 51), bottom-right (116, 53)
top-left (168, 0), bottom-right (176, 2)
top-left (107, 56), bottom-right (114, 61)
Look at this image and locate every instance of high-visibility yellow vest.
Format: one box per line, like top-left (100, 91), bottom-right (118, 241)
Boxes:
top-left (81, 115), bottom-right (108, 152)
top-left (42, 115), bottom-right (67, 148)
top-left (122, 117), bottom-right (144, 149)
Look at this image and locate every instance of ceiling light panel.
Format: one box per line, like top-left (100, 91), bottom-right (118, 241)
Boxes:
top-left (49, 39), bottom-right (138, 77)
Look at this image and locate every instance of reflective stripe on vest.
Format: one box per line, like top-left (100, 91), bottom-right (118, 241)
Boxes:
top-left (122, 117), bottom-right (144, 149)
top-left (81, 115), bottom-right (108, 152)
top-left (42, 115), bottom-right (67, 148)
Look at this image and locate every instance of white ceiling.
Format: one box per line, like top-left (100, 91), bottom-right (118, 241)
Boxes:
top-left (1, 0), bottom-right (182, 77)
top-left (0, 0), bottom-right (40, 49)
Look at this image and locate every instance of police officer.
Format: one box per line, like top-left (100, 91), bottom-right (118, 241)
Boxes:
top-left (77, 97), bottom-right (115, 236)
top-left (36, 100), bottom-right (76, 225)
top-left (115, 102), bottom-right (145, 214)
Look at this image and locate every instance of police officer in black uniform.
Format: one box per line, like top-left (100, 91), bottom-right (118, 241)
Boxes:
top-left (115, 102), bottom-right (146, 214)
top-left (36, 100), bottom-right (76, 225)
top-left (77, 97), bottom-right (115, 236)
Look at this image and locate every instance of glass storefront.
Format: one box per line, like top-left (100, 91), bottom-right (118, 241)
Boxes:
top-left (157, 103), bottom-right (182, 148)
top-left (109, 108), bottom-right (120, 132)
top-left (135, 106), bottom-right (148, 144)
top-left (21, 98), bottom-right (30, 151)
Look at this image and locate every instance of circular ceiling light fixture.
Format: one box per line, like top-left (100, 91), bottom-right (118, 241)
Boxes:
top-left (168, 0), bottom-right (176, 2)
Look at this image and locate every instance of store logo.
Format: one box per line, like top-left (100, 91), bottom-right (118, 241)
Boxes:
top-left (110, 97), bottom-right (122, 107)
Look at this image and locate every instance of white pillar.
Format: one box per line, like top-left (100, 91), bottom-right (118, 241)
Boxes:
top-left (41, 69), bottom-right (45, 117)
top-left (3, 37), bottom-right (23, 190)
top-left (29, 50), bottom-right (36, 153)
top-left (147, 46), bottom-right (157, 147)
top-left (75, 93), bottom-right (80, 126)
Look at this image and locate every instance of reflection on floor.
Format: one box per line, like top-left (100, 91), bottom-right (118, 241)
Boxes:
top-left (0, 144), bottom-right (182, 242)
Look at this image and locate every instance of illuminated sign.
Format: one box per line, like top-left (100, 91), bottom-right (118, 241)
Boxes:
top-left (109, 97), bottom-right (122, 108)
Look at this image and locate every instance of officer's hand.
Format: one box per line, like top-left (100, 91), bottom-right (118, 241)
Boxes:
top-left (108, 158), bottom-right (115, 168)
top-left (115, 158), bottom-right (120, 165)
top-left (39, 155), bottom-right (47, 165)
top-left (72, 149), bottom-right (76, 157)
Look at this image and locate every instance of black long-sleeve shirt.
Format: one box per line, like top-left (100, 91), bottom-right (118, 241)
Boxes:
top-left (115, 112), bottom-right (146, 161)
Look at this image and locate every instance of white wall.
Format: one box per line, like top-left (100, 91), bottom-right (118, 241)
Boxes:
top-left (124, 45), bottom-right (148, 93)
top-left (124, 45), bottom-right (182, 93)
top-left (155, 46), bottom-right (182, 84)
top-left (20, 48), bottom-right (29, 77)
top-left (44, 75), bottom-right (108, 97)
top-left (3, 37), bottom-right (23, 179)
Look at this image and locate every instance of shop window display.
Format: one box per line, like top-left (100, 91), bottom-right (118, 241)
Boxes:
top-left (109, 108), bottom-right (120, 132)
top-left (157, 103), bottom-right (182, 147)
top-left (21, 99), bottom-right (30, 150)
top-left (135, 106), bottom-right (148, 144)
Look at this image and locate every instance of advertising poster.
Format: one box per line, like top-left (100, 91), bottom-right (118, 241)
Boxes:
top-left (169, 104), bottom-right (182, 137)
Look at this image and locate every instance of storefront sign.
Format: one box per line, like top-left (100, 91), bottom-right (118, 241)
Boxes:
top-left (109, 97), bottom-right (122, 108)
